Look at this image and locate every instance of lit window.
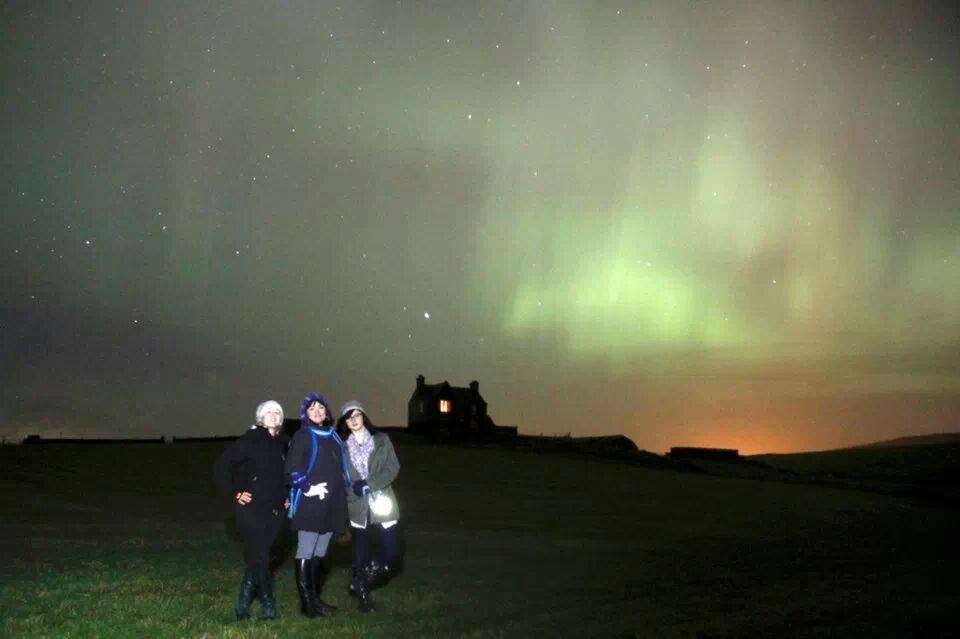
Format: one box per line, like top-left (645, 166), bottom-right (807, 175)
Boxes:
top-left (418, 400), bottom-right (424, 414)
top-left (439, 399), bottom-right (451, 413)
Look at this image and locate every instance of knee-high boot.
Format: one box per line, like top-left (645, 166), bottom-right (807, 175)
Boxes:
top-left (257, 569), bottom-right (277, 621)
top-left (350, 566), bottom-right (376, 613)
top-left (295, 559), bottom-right (319, 618)
top-left (311, 557), bottom-right (338, 613)
top-left (235, 568), bottom-right (258, 620)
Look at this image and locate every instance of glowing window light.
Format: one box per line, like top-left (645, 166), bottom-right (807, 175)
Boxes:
top-left (439, 399), bottom-right (451, 413)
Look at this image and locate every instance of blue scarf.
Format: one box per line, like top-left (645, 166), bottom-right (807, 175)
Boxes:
top-left (288, 426), bottom-right (350, 519)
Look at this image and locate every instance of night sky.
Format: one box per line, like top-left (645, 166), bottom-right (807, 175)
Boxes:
top-left (2, 2), bottom-right (959, 453)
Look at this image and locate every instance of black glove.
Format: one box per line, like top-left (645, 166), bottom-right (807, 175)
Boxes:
top-left (352, 480), bottom-right (370, 497)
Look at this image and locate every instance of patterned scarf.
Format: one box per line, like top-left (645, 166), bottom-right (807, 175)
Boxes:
top-left (347, 431), bottom-right (375, 480)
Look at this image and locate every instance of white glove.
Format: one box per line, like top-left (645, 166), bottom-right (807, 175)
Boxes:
top-left (304, 482), bottom-right (328, 499)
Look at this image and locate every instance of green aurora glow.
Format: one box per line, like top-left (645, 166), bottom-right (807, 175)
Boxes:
top-left (2, 2), bottom-right (958, 453)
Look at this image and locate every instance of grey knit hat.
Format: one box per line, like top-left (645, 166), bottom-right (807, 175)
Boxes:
top-left (340, 400), bottom-right (366, 418)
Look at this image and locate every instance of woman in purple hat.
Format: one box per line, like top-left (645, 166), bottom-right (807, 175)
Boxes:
top-left (285, 392), bottom-right (349, 618)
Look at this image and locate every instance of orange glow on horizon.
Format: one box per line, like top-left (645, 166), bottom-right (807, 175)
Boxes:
top-left (669, 422), bottom-right (803, 456)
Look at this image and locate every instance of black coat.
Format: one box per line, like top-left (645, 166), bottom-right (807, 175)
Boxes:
top-left (213, 427), bottom-right (289, 512)
top-left (285, 426), bottom-right (347, 534)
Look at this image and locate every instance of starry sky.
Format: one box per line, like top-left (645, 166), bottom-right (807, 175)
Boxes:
top-left (2, 2), bottom-right (959, 453)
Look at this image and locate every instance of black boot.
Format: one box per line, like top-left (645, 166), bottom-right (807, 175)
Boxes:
top-left (311, 557), bottom-right (338, 614)
top-left (366, 560), bottom-right (395, 589)
top-left (235, 568), bottom-right (257, 621)
top-left (257, 569), bottom-right (278, 621)
top-left (295, 559), bottom-right (319, 618)
top-left (350, 567), bottom-right (376, 613)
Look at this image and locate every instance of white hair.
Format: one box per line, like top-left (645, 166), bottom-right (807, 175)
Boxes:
top-left (254, 400), bottom-right (284, 427)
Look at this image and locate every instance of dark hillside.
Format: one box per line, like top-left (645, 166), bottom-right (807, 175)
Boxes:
top-left (851, 432), bottom-right (960, 448)
top-left (754, 442), bottom-right (960, 482)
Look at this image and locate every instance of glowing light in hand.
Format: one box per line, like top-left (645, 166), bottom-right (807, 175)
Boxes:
top-left (369, 492), bottom-right (393, 516)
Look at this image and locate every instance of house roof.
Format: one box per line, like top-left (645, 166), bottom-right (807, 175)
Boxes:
top-left (411, 379), bottom-right (487, 406)
top-left (449, 385), bottom-right (486, 406)
top-left (413, 381), bottom-right (448, 400)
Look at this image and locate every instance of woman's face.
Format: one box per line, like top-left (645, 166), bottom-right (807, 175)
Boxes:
top-left (262, 409), bottom-right (282, 434)
top-left (306, 401), bottom-right (327, 425)
top-left (346, 410), bottom-right (365, 433)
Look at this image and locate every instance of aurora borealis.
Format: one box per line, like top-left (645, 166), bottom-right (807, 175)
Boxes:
top-left (2, 2), bottom-right (958, 453)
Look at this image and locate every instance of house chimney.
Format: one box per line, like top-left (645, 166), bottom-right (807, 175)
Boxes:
top-left (416, 374), bottom-right (425, 389)
top-left (470, 380), bottom-right (479, 394)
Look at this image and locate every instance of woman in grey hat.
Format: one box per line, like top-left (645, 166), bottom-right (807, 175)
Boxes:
top-left (336, 400), bottom-right (401, 613)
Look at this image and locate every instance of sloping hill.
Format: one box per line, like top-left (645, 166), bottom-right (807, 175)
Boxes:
top-left (748, 440), bottom-right (960, 508)
top-left (851, 432), bottom-right (960, 448)
top-left (754, 441), bottom-right (960, 482)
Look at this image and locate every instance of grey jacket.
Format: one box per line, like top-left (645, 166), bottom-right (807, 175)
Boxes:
top-left (345, 431), bottom-right (400, 525)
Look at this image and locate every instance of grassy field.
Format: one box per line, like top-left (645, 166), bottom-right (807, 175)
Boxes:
top-left (1, 438), bottom-right (957, 638)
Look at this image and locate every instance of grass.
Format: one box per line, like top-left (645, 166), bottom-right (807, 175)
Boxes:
top-left (1, 438), bottom-right (958, 637)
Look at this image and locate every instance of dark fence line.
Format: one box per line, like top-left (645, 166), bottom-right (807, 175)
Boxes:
top-left (19, 427), bottom-right (414, 446)
top-left (21, 434), bottom-right (241, 445)
top-left (22, 435), bottom-right (166, 445)
top-left (18, 422), bottom-right (525, 446)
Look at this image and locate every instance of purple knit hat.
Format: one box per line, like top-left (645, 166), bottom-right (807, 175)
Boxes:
top-left (300, 391), bottom-right (333, 428)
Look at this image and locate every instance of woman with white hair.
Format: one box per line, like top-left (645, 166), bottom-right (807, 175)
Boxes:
top-left (213, 400), bottom-right (289, 621)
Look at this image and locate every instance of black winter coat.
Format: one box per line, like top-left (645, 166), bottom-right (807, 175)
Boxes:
top-left (213, 427), bottom-right (289, 513)
top-left (285, 426), bottom-right (347, 534)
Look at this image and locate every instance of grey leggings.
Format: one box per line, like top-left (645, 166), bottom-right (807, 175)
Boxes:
top-left (296, 531), bottom-right (332, 559)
